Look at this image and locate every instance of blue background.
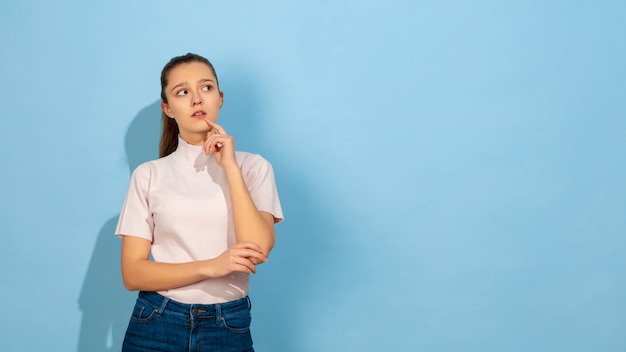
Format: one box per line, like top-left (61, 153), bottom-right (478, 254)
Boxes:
top-left (1, 1), bottom-right (625, 351)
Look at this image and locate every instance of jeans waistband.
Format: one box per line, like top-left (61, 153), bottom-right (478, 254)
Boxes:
top-left (138, 291), bottom-right (251, 317)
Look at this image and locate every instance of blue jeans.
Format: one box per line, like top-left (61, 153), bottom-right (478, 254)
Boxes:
top-left (122, 291), bottom-right (254, 351)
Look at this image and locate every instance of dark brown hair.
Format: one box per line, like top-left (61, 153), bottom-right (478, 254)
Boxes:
top-left (159, 53), bottom-right (220, 158)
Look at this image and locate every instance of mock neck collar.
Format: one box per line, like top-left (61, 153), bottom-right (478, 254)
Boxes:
top-left (171, 135), bottom-right (212, 170)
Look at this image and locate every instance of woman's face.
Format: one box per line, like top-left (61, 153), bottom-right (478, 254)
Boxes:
top-left (161, 61), bottom-right (224, 144)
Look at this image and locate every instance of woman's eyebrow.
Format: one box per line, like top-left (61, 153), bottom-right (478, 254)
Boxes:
top-left (170, 81), bottom-right (188, 92)
top-left (170, 78), bottom-right (216, 92)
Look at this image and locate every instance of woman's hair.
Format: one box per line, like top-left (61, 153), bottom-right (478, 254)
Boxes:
top-left (159, 53), bottom-right (220, 158)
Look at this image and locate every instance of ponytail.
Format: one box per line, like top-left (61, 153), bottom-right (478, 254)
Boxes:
top-left (159, 112), bottom-right (179, 158)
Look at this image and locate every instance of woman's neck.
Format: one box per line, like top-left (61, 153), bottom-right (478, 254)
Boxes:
top-left (179, 132), bottom-right (207, 146)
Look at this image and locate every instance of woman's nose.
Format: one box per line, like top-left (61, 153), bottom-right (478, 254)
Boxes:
top-left (191, 92), bottom-right (203, 105)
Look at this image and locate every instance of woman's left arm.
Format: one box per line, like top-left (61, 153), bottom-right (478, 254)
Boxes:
top-left (204, 119), bottom-right (276, 256)
top-left (224, 166), bottom-right (276, 255)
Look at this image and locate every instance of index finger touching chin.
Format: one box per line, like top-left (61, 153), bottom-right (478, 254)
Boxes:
top-left (205, 119), bottom-right (227, 135)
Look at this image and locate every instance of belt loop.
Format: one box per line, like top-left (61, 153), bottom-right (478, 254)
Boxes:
top-left (246, 296), bottom-right (251, 309)
top-left (157, 295), bottom-right (170, 316)
top-left (216, 303), bottom-right (222, 323)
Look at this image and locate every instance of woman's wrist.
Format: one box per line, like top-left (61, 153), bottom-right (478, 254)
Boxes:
top-left (199, 258), bottom-right (219, 279)
top-left (222, 163), bottom-right (243, 178)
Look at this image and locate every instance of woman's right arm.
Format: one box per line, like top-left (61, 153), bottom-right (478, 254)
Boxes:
top-left (120, 236), bottom-right (268, 292)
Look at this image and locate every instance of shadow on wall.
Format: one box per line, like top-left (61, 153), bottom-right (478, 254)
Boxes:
top-left (77, 102), bottom-right (161, 351)
top-left (78, 64), bottom-right (337, 351)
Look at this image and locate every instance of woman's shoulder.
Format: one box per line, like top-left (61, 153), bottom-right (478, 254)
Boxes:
top-left (236, 151), bottom-right (271, 168)
top-left (235, 151), bottom-right (276, 182)
top-left (130, 156), bottom-right (171, 177)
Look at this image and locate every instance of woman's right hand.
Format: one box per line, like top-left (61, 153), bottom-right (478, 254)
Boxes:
top-left (208, 241), bottom-right (268, 277)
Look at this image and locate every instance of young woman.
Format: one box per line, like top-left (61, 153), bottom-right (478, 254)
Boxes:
top-left (115, 53), bottom-right (283, 351)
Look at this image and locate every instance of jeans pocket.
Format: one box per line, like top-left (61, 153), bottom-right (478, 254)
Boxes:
top-left (129, 300), bottom-right (157, 323)
top-left (221, 308), bottom-right (251, 333)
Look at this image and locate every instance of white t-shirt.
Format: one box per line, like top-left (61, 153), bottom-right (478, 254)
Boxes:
top-left (115, 137), bottom-right (284, 304)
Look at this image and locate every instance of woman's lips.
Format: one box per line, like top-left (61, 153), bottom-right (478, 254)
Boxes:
top-left (191, 111), bottom-right (206, 118)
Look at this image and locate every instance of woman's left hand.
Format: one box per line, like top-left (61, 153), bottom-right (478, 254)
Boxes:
top-left (203, 119), bottom-right (237, 168)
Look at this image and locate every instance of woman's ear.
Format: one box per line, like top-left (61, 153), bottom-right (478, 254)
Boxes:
top-left (161, 101), bottom-right (174, 118)
top-left (219, 91), bottom-right (224, 109)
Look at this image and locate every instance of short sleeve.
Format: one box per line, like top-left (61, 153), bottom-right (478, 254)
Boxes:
top-left (115, 163), bottom-right (155, 240)
top-left (241, 154), bottom-right (284, 224)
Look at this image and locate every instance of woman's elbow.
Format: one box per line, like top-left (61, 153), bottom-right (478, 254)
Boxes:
top-left (121, 267), bottom-right (141, 291)
top-left (263, 232), bottom-right (276, 257)
top-left (123, 280), bottom-right (139, 291)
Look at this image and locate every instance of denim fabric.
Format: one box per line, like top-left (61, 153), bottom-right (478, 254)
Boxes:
top-left (122, 291), bottom-right (254, 352)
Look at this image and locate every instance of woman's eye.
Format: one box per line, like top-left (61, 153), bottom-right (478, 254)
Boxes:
top-left (202, 85), bottom-right (212, 91)
top-left (176, 89), bottom-right (188, 96)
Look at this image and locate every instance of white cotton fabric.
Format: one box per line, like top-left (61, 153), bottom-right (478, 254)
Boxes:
top-left (115, 136), bottom-right (283, 304)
